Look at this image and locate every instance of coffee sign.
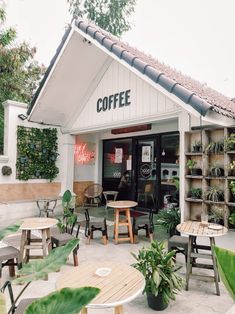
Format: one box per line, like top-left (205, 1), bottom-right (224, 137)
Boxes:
top-left (97, 89), bottom-right (131, 113)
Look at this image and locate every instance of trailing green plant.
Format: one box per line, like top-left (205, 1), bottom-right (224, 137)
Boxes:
top-left (155, 207), bottom-right (181, 235)
top-left (16, 126), bottom-right (59, 181)
top-left (228, 213), bottom-right (235, 226)
top-left (225, 133), bottom-right (235, 151)
top-left (205, 141), bottom-right (224, 154)
top-left (213, 246), bottom-right (235, 302)
top-left (229, 181), bottom-right (235, 195)
top-left (189, 187), bottom-right (202, 199)
top-left (204, 186), bottom-right (224, 202)
top-left (132, 240), bottom-right (183, 305)
top-left (186, 159), bottom-right (197, 170)
top-left (25, 287), bottom-right (100, 314)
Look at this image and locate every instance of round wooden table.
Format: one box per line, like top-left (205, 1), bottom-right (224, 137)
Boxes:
top-left (56, 261), bottom-right (145, 314)
top-left (177, 220), bottom-right (228, 295)
top-left (108, 201), bottom-right (137, 244)
top-left (19, 217), bottom-right (58, 264)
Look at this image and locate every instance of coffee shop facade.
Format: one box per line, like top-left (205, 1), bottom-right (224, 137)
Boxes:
top-left (9, 18), bottom-right (235, 221)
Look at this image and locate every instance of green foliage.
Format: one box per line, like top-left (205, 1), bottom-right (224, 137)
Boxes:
top-left (13, 239), bottom-right (79, 284)
top-left (213, 246), bottom-right (235, 302)
top-left (132, 240), bottom-right (183, 304)
top-left (0, 9), bottom-right (44, 154)
top-left (0, 223), bottom-right (21, 240)
top-left (68, 0), bottom-right (136, 37)
top-left (0, 292), bottom-right (6, 314)
top-left (189, 187), bottom-right (202, 199)
top-left (172, 176), bottom-right (179, 191)
top-left (229, 181), bottom-right (235, 194)
top-left (25, 287), bottom-right (100, 314)
top-left (205, 141), bottom-right (224, 154)
top-left (155, 207), bottom-right (181, 235)
top-left (209, 206), bottom-right (224, 223)
top-left (229, 161), bottom-right (235, 171)
top-left (225, 133), bottom-right (235, 151)
top-left (229, 213), bottom-right (235, 226)
top-left (62, 190), bottom-right (73, 210)
top-left (204, 186), bottom-right (224, 202)
top-left (186, 159), bottom-right (197, 170)
top-left (16, 126), bottom-right (59, 181)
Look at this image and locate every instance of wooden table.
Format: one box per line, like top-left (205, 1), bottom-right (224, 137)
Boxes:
top-left (108, 201), bottom-right (137, 244)
top-left (177, 220), bottom-right (228, 295)
top-left (56, 261), bottom-right (145, 314)
top-left (103, 191), bottom-right (119, 209)
top-left (19, 217), bottom-right (57, 264)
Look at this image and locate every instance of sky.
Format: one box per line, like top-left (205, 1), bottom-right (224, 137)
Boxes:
top-left (3, 0), bottom-right (235, 98)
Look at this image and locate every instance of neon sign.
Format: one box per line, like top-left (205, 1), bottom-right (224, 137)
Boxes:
top-left (74, 143), bottom-right (95, 164)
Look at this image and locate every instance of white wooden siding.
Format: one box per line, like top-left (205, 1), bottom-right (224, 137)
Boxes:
top-left (71, 60), bottom-right (179, 132)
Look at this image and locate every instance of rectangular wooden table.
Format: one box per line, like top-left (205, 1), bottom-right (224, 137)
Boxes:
top-left (177, 220), bottom-right (228, 295)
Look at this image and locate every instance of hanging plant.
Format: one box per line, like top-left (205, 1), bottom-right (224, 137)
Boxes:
top-left (16, 126), bottom-right (59, 181)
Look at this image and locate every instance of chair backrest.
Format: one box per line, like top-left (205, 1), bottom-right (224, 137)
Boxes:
top-left (145, 183), bottom-right (153, 193)
top-left (84, 184), bottom-right (103, 198)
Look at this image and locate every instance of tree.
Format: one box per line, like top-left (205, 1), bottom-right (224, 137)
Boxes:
top-left (68, 0), bottom-right (136, 37)
top-left (0, 8), bottom-right (44, 153)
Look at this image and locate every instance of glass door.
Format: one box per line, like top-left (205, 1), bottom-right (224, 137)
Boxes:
top-left (133, 137), bottom-right (158, 210)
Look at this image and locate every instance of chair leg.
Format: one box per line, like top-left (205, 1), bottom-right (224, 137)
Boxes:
top-left (0, 263), bottom-right (2, 278)
top-left (149, 233), bottom-right (153, 242)
top-left (8, 259), bottom-right (15, 277)
top-left (73, 250), bottom-right (79, 267)
top-left (87, 230), bottom-right (91, 245)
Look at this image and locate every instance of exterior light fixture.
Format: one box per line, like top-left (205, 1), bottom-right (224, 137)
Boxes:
top-left (162, 149), bottom-right (165, 156)
top-left (18, 114), bottom-right (27, 121)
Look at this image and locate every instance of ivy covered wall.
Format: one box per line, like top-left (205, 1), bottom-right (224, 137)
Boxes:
top-left (16, 126), bottom-right (59, 181)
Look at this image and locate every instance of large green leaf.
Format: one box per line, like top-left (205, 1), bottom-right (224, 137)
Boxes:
top-left (214, 246), bottom-right (235, 301)
top-left (13, 239), bottom-right (79, 284)
top-left (0, 292), bottom-right (6, 314)
top-left (0, 223), bottom-right (21, 240)
top-left (25, 287), bottom-right (100, 314)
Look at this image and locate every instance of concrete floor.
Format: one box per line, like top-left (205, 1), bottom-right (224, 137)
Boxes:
top-left (1, 207), bottom-right (235, 314)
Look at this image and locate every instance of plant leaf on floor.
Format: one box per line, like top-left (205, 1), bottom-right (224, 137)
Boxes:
top-left (25, 287), bottom-right (100, 314)
top-left (0, 223), bottom-right (21, 240)
top-left (13, 238), bottom-right (79, 284)
top-left (0, 292), bottom-right (6, 314)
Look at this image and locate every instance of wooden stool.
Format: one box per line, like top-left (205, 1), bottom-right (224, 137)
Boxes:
top-left (114, 208), bottom-right (133, 244)
top-left (0, 246), bottom-right (20, 278)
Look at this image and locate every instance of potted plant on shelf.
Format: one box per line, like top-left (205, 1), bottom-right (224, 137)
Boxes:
top-left (192, 141), bottom-right (203, 153)
top-left (225, 133), bottom-right (235, 151)
top-left (204, 186), bottom-right (224, 202)
top-left (209, 164), bottom-right (224, 177)
top-left (186, 159), bottom-right (202, 176)
top-left (209, 205), bottom-right (224, 224)
top-left (229, 180), bottom-right (235, 202)
top-left (189, 187), bottom-right (202, 199)
top-left (228, 212), bottom-right (235, 228)
top-left (155, 207), bottom-right (181, 237)
top-left (132, 240), bottom-right (183, 311)
top-left (205, 141), bottom-right (224, 154)
top-left (228, 161), bottom-right (235, 176)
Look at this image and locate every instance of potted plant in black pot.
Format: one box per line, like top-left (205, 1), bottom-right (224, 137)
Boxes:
top-left (205, 141), bottom-right (224, 154)
top-left (132, 240), bottom-right (183, 311)
top-left (228, 161), bottom-right (235, 176)
top-left (186, 159), bottom-right (202, 176)
top-left (155, 207), bottom-right (181, 237)
top-left (189, 187), bottom-right (202, 199)
top-left (204, 186), bottom-right (224, 202)
top-left (209, 164), bottom-right (224, 177)
top-left (192, 141), bottom-right (202, 153)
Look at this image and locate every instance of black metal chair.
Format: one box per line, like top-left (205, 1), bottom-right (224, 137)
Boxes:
top-left (84, 208), bottom-right (108, 245)
top-left (168, 235), bottom-right (197, 263)
top-left (36, 198), bottom-right (57, 217)
top-left (51, 215), bottom-right (80, 266)
top-left (0, 246), bottom-right (20, 278)
top-left (131, 208), bottom-right (154, 243)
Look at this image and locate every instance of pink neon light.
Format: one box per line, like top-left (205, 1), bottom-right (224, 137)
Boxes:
top-left (74, 143), bottom-right (95, 164)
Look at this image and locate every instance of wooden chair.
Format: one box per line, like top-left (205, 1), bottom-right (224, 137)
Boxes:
top-left (83, 184), bottom-right (103, 207)
top-left (132, 208), bottom-right (154, 243)
top-left (0, 246), bottom-right (20, 278)
top-left (51, 216), bottom-right (80, 266)
top-left (137, 183), bottom-right (155, 208)
top-left (84, 208), bottom-right (108, 245)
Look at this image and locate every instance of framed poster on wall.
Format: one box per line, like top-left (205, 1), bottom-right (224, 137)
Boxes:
top-left (142, 146), bottom-right (151, 162)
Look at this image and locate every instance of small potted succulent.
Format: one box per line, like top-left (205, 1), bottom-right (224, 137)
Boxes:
top-left (186, 159), bottom-right (202, 176)
top-left (209, 164), bottom-right (224, 177)
top-left (189, 187), bottom-right (202, 199)
top-left (209, 205), bottom-right (224, 224)
top-left (204, 186), bottom-right (224, 202)
top-left (192, 141), bottom-right (202, 153)
top-left (132, 240), bottom-right (183, 311)
top-left (205, 141), bottom-right (224, 154)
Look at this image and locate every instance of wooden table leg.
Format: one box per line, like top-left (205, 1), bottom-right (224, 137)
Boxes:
top-left (81, 307), bottom-right (87, 314)
top-left (42, 229), bottom-right (48, 258)
top-left (8, 259), bottom-right (15, 277)
top-left (19, 230), bottom-right (27, 264)
top-left (185, 235), bottom-right (192, 290)
top-left (126, 209), bottom-right (133, 244)
top-left (210, 237), bottom-right (220, 296)
top-left (25, 230), bottom-right (31, 263)
top-left (115, 305), bottom-right (123, 314)
top-left (46, 228), bottom-right (52, 251)
top-left (115, 209), bottom-right (119, 244)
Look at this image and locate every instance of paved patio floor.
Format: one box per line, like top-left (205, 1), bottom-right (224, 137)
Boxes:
top-left (1, 207), bottom-right (234, 313)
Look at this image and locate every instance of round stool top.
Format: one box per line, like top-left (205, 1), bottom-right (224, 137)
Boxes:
top-left (108, 201), bottom-right (138, 209)
top-left (20, 217), bottom-right (58, 230)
